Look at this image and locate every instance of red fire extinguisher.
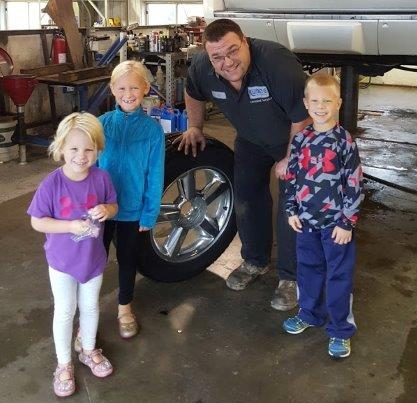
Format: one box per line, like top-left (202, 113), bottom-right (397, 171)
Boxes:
top-left (51, 34), bottom-right (67, 64)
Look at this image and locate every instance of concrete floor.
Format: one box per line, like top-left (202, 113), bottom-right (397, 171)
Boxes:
top-left (1, 85), bottom-right (417, 403)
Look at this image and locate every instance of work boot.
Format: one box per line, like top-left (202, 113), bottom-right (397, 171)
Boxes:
top-left (270, 280), bottom-right (298, 311)
top-left (226, 261), bottom-right (269, 291)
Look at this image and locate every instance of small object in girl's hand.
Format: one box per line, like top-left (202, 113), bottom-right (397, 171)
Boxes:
top-left (71, 213), bottom-right (100, 242)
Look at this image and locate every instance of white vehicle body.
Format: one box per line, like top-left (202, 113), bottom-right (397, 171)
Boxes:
top-left (204, 0), bottom-right (417, 72)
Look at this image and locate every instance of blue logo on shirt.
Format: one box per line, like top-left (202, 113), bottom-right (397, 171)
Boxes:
top-left (212, 91), bottom-right (227, 99)
top-left (248, 86), bottom-right (270, 100)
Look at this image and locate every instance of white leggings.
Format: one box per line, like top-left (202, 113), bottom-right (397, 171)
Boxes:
top-left (48, 267), bottom-right (103, 364)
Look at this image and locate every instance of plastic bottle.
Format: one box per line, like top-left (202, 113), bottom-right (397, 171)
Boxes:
top-left (173, 109), bottom-right (181, 131)
top-left (175, 77), bottom-right (184, 103)
top-left (160, 36), bottom-right (167, 53)
top-left (138, 33), bottom-right (145, 52)
top-left (156, 64), bottom-right (165, 92)
top-left (144, 35), bottom-right (150, 52)
top-left (150, 32), bottom-right (156, 52)
top-left (179, 109), bottom-right (188, 132)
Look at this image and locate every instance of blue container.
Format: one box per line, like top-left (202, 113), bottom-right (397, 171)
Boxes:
top-left (173, 109), bottom-right (181, 131)
top-left (179, 109), bottom-right (188, 132)
top-left (160, 107), bottom-right (176, 133)
top-left (150, 107), bottom-right (162, 122)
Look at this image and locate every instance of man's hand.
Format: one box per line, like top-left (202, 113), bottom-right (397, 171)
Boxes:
top-left (174, 126), bottom-right (206, 157)
top-left (332, 226), bottom-right (352, 244)
top-left (274, 156), bottom-right (289, 180)
top-left (288, 215), bottom-right (302, 233)
top-left (139, 226), bottom-right (150, 232)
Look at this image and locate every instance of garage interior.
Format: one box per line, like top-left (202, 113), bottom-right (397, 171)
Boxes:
top-left (1, 2), bottom-right (417, 403)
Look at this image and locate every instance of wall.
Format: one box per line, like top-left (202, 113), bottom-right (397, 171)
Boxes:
top-left (128, 1), bottom-right (142, 25)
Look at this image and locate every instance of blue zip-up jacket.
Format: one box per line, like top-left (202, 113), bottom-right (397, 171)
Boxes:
top-left (98, 105), bottom-right (165, 228)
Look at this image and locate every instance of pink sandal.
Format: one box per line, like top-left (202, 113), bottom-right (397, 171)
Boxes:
top-left (79, 349), bottom-right (113, 378)
top-left (53, 363), bottom-right (75, 397)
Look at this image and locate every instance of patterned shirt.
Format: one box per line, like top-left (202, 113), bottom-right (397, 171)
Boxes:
top-left (285, 124), bottom-right (364, 230)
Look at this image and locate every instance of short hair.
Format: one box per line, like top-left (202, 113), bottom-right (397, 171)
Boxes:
top-left (110, 60), bottom-right (149, 87)
top-left (203, 18), bottom-right (244, 47)
top-left (48, 112), bottom-right (104, 162)
top-left (305, 74), bottom-right (341, 97)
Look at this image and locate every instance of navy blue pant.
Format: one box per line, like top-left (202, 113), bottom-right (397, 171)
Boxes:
top-left (234, 137), bottom-right (296, 280)
top-left (103, 221), bottom-right (143, 306)
top-left (297, 227), bottom-right (357, 339)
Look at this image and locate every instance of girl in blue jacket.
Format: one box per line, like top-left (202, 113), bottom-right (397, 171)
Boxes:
top-left (98, 60), bottom-right (165, 338)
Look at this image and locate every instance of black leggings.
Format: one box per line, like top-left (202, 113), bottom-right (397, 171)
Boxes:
top-left (103, 221), bottom-right (144, 305)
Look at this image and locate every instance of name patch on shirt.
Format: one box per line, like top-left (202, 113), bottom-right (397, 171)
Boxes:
top-left (248, 86), bottom-right (270, 100)
top-left (211, 91), bottom-right (227, 100)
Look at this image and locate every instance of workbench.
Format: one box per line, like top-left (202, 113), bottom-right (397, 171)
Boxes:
top-left (38, 73), bottom-right (110, 113)
top-left (21, 64), bottom-right (111, 127)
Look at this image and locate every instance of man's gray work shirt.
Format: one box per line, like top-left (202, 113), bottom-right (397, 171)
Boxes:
top-left (186, 38), bottom-right (309, 158)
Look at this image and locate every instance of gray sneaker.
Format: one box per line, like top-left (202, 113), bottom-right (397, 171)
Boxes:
top-left (270, 280), bottom-right (298, 311)
top-left (226, 261), bottom-right (269, 291)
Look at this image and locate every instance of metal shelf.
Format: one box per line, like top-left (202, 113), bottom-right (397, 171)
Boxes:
top-left (133, 51), bottom-right (188, 106)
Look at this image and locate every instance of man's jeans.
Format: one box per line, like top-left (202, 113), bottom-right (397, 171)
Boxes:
top-left (233, 137), bottom-right (296, 281)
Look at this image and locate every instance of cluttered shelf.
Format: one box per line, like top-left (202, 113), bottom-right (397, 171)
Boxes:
top-left (129, 51), bottom-right (193, 107)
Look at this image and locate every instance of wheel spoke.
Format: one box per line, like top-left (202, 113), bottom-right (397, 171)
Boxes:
top-left (177, 171), bottom-right (196, 201)
top-left (157, 203), bottom-right (180, 223)
top-left (204, 182), bottom-right (230, 205)
top-left (162, 225), bottom-right (189, 257)
top-left (171, 228), bottom-right (189, 257)
top-left (199, 216), bottom-right (219, 238)
top-left (200, 176), bottom-right (219, 198)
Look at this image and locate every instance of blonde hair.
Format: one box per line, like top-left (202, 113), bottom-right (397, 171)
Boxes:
top-left (48, 112), bottom-right (104, 162)
top-left (110, 60), bottom-right (149, 87)
top-left (305, 74), bottom-right (341, 97)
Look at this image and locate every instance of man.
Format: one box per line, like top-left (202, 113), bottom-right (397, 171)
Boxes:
top-left (176, 19), bottom-right (311, 310)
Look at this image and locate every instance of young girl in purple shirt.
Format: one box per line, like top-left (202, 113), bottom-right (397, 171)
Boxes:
top-left (27, 112), bottom-right (118, 397)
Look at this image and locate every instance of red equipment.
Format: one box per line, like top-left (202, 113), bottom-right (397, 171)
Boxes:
top-left (0, 74), bottom-right (38, 164)
top-left (52, 34), bottom-right (67, 64)
top-left (0, 47), bottom-right (14, 76)
top-left (0, 74), bottom-right (37, 106)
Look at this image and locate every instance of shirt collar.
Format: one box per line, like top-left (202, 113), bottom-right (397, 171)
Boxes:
top-left (115, 104), bottom-right (145, 116)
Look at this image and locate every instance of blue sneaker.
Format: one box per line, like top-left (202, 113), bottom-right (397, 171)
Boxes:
top-left (328, 337), bottom-right (351, 358)
top-left (283, 315), bottom-right (313, 334)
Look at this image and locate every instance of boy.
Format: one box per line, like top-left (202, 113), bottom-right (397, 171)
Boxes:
top-left (282, 74), bottom-right (364, 358)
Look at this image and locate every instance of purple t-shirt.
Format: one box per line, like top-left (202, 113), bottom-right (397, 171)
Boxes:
top-left (27, 166), bottom-right (117, 283)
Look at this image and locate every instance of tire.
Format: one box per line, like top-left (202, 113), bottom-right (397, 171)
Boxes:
top-left (138, 137), bottom-right (237, 282)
